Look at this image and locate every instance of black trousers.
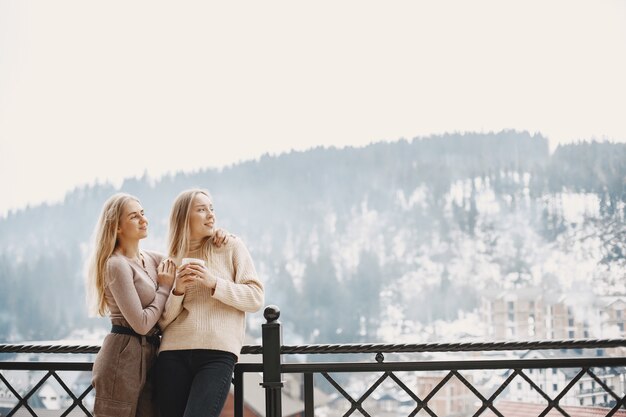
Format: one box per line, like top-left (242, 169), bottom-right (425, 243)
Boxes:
top-left (156, 349), bottom-right (236, 417)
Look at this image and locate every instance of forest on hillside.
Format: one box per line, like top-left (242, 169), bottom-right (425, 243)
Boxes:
top-left (0, 131), bottom-right (624, 343)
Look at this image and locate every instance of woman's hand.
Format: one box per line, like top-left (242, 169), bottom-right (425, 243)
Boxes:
top-left (157, 258), bottom-right (176, 289)
top-left (212, 228), bottom-right (229, 247)
top-left (173, 262), bottom-right (217, 295)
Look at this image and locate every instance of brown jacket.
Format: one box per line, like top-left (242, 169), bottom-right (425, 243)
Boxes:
top-left (92, 319), bottom-right (160, 417)
top-left (92, 251), bottom-right (170, 417)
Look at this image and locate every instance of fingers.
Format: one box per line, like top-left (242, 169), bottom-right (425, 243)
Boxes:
top-left (174, 262), bottom-right (205, 290)
top-left (177, 269), bottom-right (201, 282)
top-left (159, 259), bottom-right (176, 271)
top-left (177, 269), bottom-right (193, 279)
top-left (177, 275), bottom-right (200, 289)
top-left (212, 229), bottom-right (228, 247)
top-left (180, 274), bottom-right (199, 283)
top-left (177, 265), bottom-right (205, 279)
top-left (184, 264), bottom-right (206, 274)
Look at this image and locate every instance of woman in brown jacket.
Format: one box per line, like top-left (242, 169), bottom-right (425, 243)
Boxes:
top-left (86, 193), bottom-right (177, 417)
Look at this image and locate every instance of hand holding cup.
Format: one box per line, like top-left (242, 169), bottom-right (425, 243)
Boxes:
top-left (174, 258), bottom-right (216, 294)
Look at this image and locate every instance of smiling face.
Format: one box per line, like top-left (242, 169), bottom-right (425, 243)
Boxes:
top-left (188, 193), bottom-right (215, 241)
top-left (116, 199), bottom-right (148, 243)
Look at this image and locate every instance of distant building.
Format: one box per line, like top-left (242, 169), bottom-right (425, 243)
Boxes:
top-left (597, 296), bottom-right (626, 336)
top-left (506, 350), bottom-right (626, 408)
top-left (319, 376), bottom-right (417, 417)
top-left (481, 400), bottom-right (626, 417)
top-left (416, 372), bottom-right (476, 416)
top-left (576, 366), bottom-right (626, 407)
top-left (507, 350), bottom-right (582, 405)
top-left (481, 289), bottom-right (626, 340)
top-left (0, 369), bottom-right (86, 415)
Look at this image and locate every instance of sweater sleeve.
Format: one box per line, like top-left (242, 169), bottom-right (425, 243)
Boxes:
top-left (212, 238), bottom-right (264, 313)
top-left (158, 291), bottom-right (184, 330)
top-left (106, 257), bottom-right (170, 335)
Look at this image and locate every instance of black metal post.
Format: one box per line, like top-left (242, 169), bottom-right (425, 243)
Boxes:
top-left (234, 366), bottom-right (244, 417)
top-left (304, 373), bottom-right (314, 417)
top-left (261, 305), bottom-right (283, 417)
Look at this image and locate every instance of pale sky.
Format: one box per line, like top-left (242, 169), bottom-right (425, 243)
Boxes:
top-left (1, 0), bottom-right (625, 217)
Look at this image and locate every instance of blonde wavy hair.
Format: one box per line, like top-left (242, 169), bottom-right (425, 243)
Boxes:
top-left (168, 188), bottom-right (214, 261)
top-left (86, 193), bottom-right (139, 317)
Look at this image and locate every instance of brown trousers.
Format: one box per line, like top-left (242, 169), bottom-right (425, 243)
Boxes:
top-left (92, 319), bottom-right (159, 417)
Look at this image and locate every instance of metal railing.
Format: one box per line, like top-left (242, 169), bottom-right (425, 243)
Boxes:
top-left (2, 305), bottom-right (626, 416)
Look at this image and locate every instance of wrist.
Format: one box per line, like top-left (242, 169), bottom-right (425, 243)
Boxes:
top-left (209, 277), bottom-right (218, 290)
top-left (172, 287), bottom-right (185, 296)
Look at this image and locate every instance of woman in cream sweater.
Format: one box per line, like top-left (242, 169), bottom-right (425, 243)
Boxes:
top-left (157, 188), bottom-right (264, 417)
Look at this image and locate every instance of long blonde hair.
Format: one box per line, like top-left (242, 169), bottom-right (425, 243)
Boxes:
top-left (168, 189), bottom-right (214, 261)
top-left (86, 193), bottom-right (139, 316)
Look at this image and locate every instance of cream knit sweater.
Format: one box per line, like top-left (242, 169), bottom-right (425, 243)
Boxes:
top-left (158, 236), bottom-right (264, 359)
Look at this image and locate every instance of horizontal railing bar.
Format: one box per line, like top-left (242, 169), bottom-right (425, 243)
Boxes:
top-left (276, 338), bottom-right (626, 355)
top-left (5, 357), bottom-right (624, 373)
top-left (235, 363), bottom-right (263, 372)
top-left (0, 344), bottom-right (101, 354)
top-left (3, 338), bottom-right (626, 356)
top-left (279, 357), bottom-right (626, 373)
top-left (0, 362), bottom-right (93, 371)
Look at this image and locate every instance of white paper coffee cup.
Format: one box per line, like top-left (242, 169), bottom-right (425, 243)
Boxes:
top-left (181, 258), bottom-right (206, 266)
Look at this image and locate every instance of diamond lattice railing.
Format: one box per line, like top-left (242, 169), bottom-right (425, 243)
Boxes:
top-left (298, 364), bottom-right (626, 417)
top-left (0, 361), bottom-right (94, 417)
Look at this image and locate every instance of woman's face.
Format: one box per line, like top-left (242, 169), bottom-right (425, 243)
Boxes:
top-left (117, 199), bottom-right (148, 242)
top-left (188, 193), bottom-right (215, 241)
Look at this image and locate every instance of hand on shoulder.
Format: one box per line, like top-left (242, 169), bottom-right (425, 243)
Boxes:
top-left (212, 229), bottom-right (238, 248)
